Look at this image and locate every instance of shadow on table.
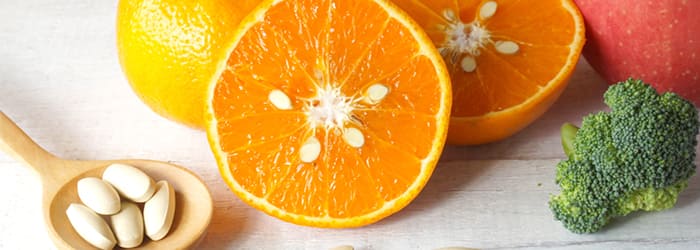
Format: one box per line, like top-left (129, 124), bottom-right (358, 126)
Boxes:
top-left (675, 169), bottom-right (700, 209)
top-left (376, 154), bottom-right (497, 225)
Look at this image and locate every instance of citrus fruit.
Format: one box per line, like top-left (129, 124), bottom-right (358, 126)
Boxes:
top-left (392, 0), bottom-right (585, 144)
top-left (205, 0), bottom-right (451, 227)
top-left (116, 0), bottom-right (261, 128)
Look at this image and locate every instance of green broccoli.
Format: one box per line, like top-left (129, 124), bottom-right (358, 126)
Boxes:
top-left (550, 78), bottom-right (699, 234)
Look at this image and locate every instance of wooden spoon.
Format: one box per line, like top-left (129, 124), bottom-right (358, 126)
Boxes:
top-left (0, 112), bottom-right (213, 249)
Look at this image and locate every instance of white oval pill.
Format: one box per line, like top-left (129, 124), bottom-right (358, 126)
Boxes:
top-left (77, 177), bottom-right (121, 215)
top-left (144, 180), bottom-right (176, 241)
top-left (103, 163), bottom-right (156, 202)
top-left (110, 201), bottom-right (144, 248)
top-left (66, 203), bottom-right (117, 250)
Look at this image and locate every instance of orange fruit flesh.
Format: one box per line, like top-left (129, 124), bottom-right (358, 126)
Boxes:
top-left (207, 0), bottom-right (450, 227)
top-left (394, 0), bottom-right (585, 144)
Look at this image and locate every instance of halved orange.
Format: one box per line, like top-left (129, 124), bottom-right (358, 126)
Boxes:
top-left (393, 0), bottom-right (585, 144)
top-left (205, 0), bottom-right (451, 227)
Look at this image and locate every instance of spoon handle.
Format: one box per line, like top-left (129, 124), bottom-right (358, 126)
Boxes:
top-left (0, 111), bottom-right (58, 174)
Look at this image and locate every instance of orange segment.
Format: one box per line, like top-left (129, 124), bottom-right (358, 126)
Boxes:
top-left (393, 0), bottom-right (585, 144)
top-left (206, 0), bottom-right (451, 227)
top-left (340, 20), bottom-right (421, 95)
top-left (326, 0), bottom-right (389, 85)
top-left (359, 133), bottom-right (422, 201)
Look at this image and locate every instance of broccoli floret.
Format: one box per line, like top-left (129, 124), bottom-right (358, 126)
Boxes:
top-left (550, 78), bottom-right (699, 234)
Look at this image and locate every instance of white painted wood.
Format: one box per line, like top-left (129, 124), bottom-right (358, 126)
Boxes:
top-left (1, 1), bottom-right (699, 249)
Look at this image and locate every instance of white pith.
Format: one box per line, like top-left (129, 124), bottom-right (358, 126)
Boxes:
top-left (305, 84), bottom-right (358, 130)
top-left (289, 78), bottom-right (391, 161)
top-left (439, 21), bottom-right (491, 63)
top-left (438, 2), bottom-right (520, 72)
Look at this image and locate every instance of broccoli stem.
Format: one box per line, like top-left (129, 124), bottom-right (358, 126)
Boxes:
top-left (560, 123), bottom-right (579, 158)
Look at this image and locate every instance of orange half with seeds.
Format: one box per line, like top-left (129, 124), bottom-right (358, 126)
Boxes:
top-left (394, 0), bottom-right (585, 144)
top-left (205, 0), bottom-right (451, 227)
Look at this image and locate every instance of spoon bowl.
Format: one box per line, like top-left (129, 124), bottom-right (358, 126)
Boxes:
top-left (0, 112), bottom-right (213, 249)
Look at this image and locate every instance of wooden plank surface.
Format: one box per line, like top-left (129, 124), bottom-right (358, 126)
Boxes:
top-left (1, 1), bottom-right (699, 249)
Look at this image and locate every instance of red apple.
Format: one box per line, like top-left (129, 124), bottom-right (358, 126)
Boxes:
top-left (574, 0), bottom-right (700, 104)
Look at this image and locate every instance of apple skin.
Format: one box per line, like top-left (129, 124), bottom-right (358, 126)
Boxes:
top-left (574, 0), bottom-right (700, 104)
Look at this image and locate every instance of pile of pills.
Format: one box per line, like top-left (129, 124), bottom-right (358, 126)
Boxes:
top-left (65, 163), bottom-right (176, 249)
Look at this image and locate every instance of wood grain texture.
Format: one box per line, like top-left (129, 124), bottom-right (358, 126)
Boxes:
top-left (1, 1), bottom-right (699, 249)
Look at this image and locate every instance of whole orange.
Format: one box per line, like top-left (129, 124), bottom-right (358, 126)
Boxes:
top-left (117, 0), bottom-right (261, 128)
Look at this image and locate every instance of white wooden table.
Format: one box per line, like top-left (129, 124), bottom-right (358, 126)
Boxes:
top-left (1, 1), bottom-right (699, 249)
